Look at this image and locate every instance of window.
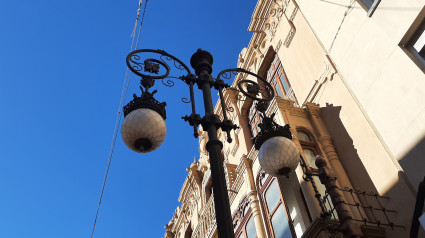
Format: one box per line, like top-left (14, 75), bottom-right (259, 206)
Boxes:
top-left (266, 56), bottom-right (293, 99)
top-left (297, 130), bottom-right (320, 169)
top-left (249, 105), bottom-right (262, 137)
top-left (248, 54), bottom-right (296, 138)
top-left (400, 7), bottom-right (425, 73)
top-left (297, 130), bottom-right (328, 211)
top-left (413, 28), bottom-right (425, 58)
top-left (258, 172), bottom-right (294, 238)
top-left (245, 216), bottom-right (257, 238)
top-left (233, 197), bottom-right (257, 238)
top-left (357, 0), bottom-right (380, 17)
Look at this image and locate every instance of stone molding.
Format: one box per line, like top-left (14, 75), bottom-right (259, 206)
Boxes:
top-left (306, 102), bottom-right (322, 117)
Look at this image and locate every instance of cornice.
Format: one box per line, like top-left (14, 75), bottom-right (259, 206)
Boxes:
top-left (249, 0), bottom-right (272, 33)
top-left (290, 107), bottom-right (308, 118)
top-left (276, 97), bottom-right (296, 110)
top-left (178, 172), bottom-right (196, 203)
top-left (306, 102), bottom-right (322, 117)
top-left (318, 135), bottom-right (333, 144)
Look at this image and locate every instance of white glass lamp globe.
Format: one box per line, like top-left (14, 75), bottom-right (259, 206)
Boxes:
top-left (121, 108), bottom-right (166, 153)
top-left (258, 136), bottom-right (300, 177)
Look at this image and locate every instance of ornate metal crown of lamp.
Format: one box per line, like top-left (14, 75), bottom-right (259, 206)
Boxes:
top-left (252, 101), bottom-right (300, 178)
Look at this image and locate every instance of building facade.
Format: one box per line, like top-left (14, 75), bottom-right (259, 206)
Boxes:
top-left (164, 0), bottom-right (425, 237)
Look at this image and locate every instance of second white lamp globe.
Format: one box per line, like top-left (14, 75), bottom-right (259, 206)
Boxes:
top-left (258, 136), bottom-right (300, 177)
top-left (121, 108), bottom-right (166, 153)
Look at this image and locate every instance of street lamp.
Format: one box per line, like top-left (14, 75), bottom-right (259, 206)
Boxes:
top-left (121, 48), bottom-right (276, 237)
top-left (252, 103), bottom-right (365, 237)
top-left (251, 107), bottom-right (329, 213)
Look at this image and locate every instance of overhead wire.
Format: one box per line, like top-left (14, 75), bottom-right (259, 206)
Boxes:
top-left (91, 0), bottom-right (149, 237)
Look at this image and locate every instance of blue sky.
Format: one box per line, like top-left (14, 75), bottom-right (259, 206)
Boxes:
top-left (0, 1), bottom-right (256, 237)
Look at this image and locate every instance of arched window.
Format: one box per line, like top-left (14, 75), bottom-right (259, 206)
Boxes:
top-left (297, 130), bottom-right (320, 169)
top-left (233, 197), bottom-right (257, 238)
top-left (258, 171), bottom-right (294, 238)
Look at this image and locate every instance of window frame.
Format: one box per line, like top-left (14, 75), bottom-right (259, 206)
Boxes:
top-left (248, 106), bottom-right (262, 138)
top-left (356, 0), bottom-right (381, 17)
top-left (257, 174), bottom-right (295, 238)
top-left (266, 56), bottom-right (292, 99)
top-left (297, 130), bottom-right (321, 170)
top-left (234, 203), bottom-right (258, 238)
top-left (400, 7), bottom-right (425, 74)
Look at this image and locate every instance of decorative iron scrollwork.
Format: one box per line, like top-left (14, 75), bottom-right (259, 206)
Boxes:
top-left (216, 68), bottom-right (275, 102)
top-left (125, 49), bottom-right (279, 143)
top-left (126, 49), bottom-right (192, 81)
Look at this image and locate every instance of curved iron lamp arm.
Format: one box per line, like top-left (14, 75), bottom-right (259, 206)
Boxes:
top-left (126, 49), bottom-right (192, 77)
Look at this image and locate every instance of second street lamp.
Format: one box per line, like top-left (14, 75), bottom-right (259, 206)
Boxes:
top-left (121, 48), bottom-right (275, 237)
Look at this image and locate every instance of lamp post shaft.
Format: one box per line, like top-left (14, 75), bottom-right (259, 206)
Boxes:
top-left (199, 71), bottom-right (235, 238)
top-left (205, 118), bottom-right (235, 237)
top-left (189, 48), bottom-right (235, 237)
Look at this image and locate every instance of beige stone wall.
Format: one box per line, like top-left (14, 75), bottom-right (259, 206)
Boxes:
top-left (295, 0), bottom-right (425, 188)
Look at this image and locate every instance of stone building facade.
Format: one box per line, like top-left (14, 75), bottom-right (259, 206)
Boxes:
top-left (163, 0), bottom-right (425, 237)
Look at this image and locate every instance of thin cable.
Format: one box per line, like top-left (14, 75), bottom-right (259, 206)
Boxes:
top-left (91, 1), bottom-right (149, 237)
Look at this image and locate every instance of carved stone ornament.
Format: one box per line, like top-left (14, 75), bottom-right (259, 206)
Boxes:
top-left (232, 196), bottom-right (251, 227)
top-left (264, 1), bottom-right (284, 39)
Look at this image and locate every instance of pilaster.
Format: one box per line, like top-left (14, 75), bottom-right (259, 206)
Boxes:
top-left (242, 155), bottom-right (267, 238)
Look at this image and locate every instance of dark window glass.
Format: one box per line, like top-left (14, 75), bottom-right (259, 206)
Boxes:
top-left (303, 148), bottom-right (317, 169)
top-left (298, 130), bottom-right (320, 169)
top-left (245, 216), bottom-right (257, 238)
top-left (272, 79), bottom-right (284, 97)
top-left (244, 204), bottom-right (250, 217)
top-left (260, 173), bottom-right (269, 186)
top-left (279, 72), bottom-right (290, 93)
top-left (271, 205), bottom-right (292, 238)
top-left (297, 131), bottom-right (311, 142)
top-left (258, 175), bottom-right (295, 238)
top-left (413, 27), bottom-right (425, 58)
top-left (265, 179), bottom-right (282, 214)
top-left (266, 55), bottom-right (293, 99)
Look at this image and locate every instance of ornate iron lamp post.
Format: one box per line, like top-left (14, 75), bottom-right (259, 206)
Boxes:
top-left (121, 48), bottom-right (276, 237)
